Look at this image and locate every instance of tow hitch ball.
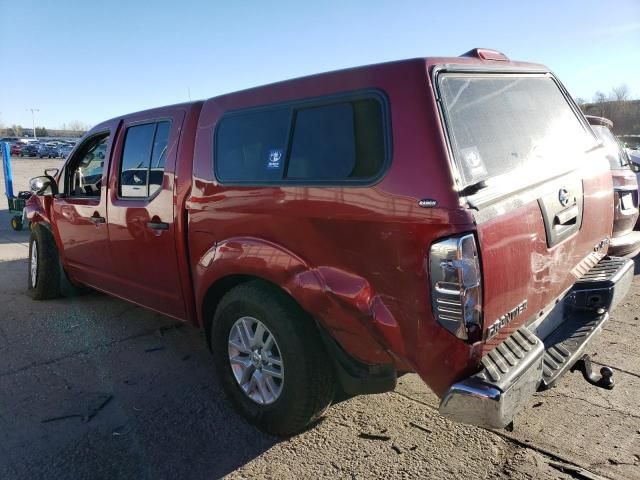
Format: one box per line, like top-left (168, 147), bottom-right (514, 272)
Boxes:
top-left (570, 354), bottom-right (615, 390)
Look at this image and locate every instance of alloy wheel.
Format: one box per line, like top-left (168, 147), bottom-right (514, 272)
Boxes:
top-left (30, 241), bottom-right (38, 287)
top-left (228, 316), bottom-right (284, 405)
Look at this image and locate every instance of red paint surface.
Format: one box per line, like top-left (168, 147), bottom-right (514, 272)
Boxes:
top-left (479, 166), bottom-right (613, 354)
top-left (26, 55), bottom-right (615, 398)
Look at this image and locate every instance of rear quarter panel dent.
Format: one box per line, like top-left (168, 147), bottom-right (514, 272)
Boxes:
top-left (194, 236), bottom-right (405, 365)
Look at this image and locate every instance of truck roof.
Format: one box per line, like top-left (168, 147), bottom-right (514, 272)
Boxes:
top-left (92, 49), bottom-right (549, 131)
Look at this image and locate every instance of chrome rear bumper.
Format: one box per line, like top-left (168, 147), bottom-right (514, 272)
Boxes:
top-left (439, 256), bottom-right (633, 429)
top-left (439, 327), bottom-right (543, 429)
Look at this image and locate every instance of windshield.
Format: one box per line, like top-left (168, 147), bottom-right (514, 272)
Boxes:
top-left (591, 124), bottom-right (629, 168)
top-left (439, 74), bottom-right (597, 187)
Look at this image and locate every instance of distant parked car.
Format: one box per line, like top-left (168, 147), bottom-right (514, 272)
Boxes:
top-left (586, 115), bottom-right (640, 256)
top-left (619, 135), bottom-right (640, 151)
top-left (37, 144), bottom-right (61, 158)
top-left (20, 144), bottom-right (39, 157)
top-left (10, 143), bottom-right (23, 156)
top-left (58, 144), bottom-right (73, 158)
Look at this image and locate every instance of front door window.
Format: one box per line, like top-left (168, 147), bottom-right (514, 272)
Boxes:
top-left (67, 135), bottom-right (110, 198)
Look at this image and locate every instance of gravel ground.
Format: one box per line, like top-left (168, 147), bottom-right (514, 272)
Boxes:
top-left (0, 157), bottom-right (639, 479)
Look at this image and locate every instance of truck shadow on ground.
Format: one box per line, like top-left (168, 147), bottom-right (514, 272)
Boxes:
top-left (0, 259), bottom-right (279, 480)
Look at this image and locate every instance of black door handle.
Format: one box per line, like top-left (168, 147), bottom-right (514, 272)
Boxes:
top-left (89, 215), bottom-right (105, 224)
top-left (554, 205), bottom-right (579, 226)
top-left (147, 221), bottom-right (169, 230)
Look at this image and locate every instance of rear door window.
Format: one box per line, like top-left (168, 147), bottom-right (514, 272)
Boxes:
top-left (215, 93), bottom-right (388, 184)
top-left (119, 121), bottom-right (171, 198)
top-left (438, 74), bottom-right (596, 187)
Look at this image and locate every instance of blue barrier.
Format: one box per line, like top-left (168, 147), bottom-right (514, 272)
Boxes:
top-left (1, 142), bottom-right (14, 199)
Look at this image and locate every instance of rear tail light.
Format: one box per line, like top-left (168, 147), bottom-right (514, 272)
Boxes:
top-left (429, 234), bottom-right (483, 341)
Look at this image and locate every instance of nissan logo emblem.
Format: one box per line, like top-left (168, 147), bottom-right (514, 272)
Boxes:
top-left (558, 188), bottom-right (570, 207)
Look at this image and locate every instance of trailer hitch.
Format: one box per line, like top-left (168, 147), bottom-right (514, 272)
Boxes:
top-left (570, 354), bottom-right (614, 390)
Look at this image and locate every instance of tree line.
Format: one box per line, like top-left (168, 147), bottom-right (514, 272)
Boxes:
top-left (0, 121), bottom-right (90, 138)
top-left (575, 85), bottom-right (639, 134)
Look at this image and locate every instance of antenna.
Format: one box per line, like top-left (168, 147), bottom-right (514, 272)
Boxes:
top-left (26, 108), bottom-right (40, 139)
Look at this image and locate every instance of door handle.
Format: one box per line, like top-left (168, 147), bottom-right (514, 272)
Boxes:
top-left (89, 214), bottom-right (106, 224)
top-left (147, 221), bottom-right (169, 231)
top-left (554, 205), bottom-right (579, 226)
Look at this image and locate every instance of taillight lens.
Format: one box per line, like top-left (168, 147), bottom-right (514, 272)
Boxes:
top-left (429, 234), bottom-right (482, 341)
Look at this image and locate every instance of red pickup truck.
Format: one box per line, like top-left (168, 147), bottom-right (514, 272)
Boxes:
top-left (26, 48), bottom-right (633, 435)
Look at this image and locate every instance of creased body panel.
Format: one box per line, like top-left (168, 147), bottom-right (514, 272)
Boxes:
top-left (477, 163), bottom-right (613, 352)
top-left (188, 185), bottom-right (475, 376)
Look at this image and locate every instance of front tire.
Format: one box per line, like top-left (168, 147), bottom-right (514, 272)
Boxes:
top-left (211, 280), bottom-right (335, 436)
top-left (10, 217), bottom-right (22, 231)
top-left (28, 226), bottom-right (61, 300)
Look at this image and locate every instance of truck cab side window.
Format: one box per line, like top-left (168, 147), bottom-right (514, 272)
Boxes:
top-left (119, 121), bottom-right (170, 198)
top-left (214, 95), bottom-right (387, 184)
top-left (67, 134), bottom-right (110, 198)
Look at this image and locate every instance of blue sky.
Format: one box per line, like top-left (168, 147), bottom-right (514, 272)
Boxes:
top-left (1, 0), bottom-right (639, 129)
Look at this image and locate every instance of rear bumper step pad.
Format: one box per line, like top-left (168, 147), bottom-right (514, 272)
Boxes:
top-left (439, 256), bottom-right (634, 429)
top-left (541, 311), bottom-right (607, 388)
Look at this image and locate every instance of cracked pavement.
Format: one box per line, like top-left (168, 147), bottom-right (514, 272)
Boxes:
top-left (0, 158), bottom-right (639, 479)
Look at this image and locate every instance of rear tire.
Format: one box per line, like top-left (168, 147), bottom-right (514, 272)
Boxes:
top-left (28, 226), bottom-right (62, 300)
top-left (211, 280), bottom-right (335, 436)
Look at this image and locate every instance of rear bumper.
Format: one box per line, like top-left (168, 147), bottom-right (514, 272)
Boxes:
top-left (439, 256), bottom-right (634, 429)
top-left (609, 230), bottom-right (640, 258)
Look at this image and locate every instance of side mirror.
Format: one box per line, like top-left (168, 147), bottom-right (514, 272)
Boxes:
top-left (630, 162), bottom-right (640, 174)
top-left (30, 175), bottom-right (58, 196)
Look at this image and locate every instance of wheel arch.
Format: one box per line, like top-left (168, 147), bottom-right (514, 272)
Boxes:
top-left (25, 194), bottom-right (51, 227)
top-left (201, 273), bottom-right (398, 396)
top-left (195, 236), bottom-right (401, 367)
top-left (202, 273), bottom-right (263, 348)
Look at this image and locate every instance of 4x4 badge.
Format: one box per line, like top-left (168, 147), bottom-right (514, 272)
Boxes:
top-left (558, 188), bottom-right (570, 207)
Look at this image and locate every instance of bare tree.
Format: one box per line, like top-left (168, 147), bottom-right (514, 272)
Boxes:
top-left (67, 120), bottom-right (90, 132)
top-left (593, 91), bottom-right (608, 103)
top-left (11, 124), bottom-right (23, 137)
top-left (611, 84), bottom-right (630, 102)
